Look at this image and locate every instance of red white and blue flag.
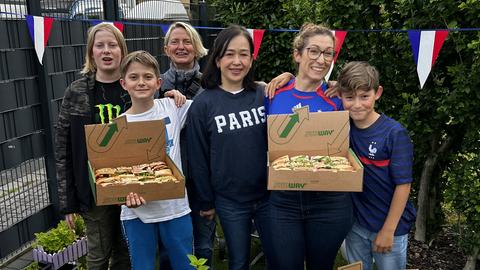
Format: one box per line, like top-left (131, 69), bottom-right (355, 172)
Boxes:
top-left (247, 28), bottom-right (265, 60)
top-left (161, 24), bottom-right (170, 35)
top-left (325, 30), bottom-right (347, 82)
top-left (408, 30), bottom-right (448, 88)
top-left (90, 20), bottom-right (124, 33)
top-left (26, 15), bottom-right (53, 64)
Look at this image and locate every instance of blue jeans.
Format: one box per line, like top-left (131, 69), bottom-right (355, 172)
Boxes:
top-left (121, 215), bottom-right (194, 270)
top-left (345, 222), bottom-right (408, 270)
top-left (191, 199), bottom-right (216, 267)
top-left (157, 199), bottom-right (216, 269)
top-left (263, 191), bottom-right (353, 270)
top-left (215, 195), bottom-right (270, 270)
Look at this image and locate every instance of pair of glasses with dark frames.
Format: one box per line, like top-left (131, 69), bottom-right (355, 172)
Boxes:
top-left (305, 46), bottom-right (336, 61)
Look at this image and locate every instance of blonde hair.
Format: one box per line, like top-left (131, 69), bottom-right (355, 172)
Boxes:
top-left (120, 50), bottom-right (160, 79)
top-left (336, 61), bottom-right (380, 94)
top-left (81, 23), bottom-right (128, 75)
top-left (164, 22), bottom-right (208, 60)
top-left (293, 23), bottom-right (336, 53)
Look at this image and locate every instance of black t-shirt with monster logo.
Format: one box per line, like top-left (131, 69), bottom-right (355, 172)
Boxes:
top-left (93, 80), bottom-right (131, 124)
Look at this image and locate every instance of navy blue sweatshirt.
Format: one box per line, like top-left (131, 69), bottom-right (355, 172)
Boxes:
top-left (186, 85), bottom-right (268, 211)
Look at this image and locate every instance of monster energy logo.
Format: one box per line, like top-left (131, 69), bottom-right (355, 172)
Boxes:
top-left (96, 104), bottom-right (121, 124)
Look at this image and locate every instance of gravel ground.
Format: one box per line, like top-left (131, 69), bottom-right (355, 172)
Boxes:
top-left (407, 227), bottom-right (480, 270)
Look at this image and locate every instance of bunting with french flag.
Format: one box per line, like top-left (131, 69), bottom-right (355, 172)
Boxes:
top-left (90, 20), bottom-right (124, 33)
top-left (325, 30), bottom-right (347, 82)
top-left (408, 30), bottom-right (448, 88)
top-left (26, 15), bottom-right (54, 64)
top-left (247, 28), bottom-right (265, 60)
top-left (161, 24), bottom-right (171, 35)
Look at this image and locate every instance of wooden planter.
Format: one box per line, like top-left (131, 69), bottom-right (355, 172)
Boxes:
top-left (32, 237), bottom-right (87, 270)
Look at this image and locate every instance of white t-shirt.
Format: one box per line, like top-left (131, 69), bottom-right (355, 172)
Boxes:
top-left (120, 98), bottom-right (192, 223)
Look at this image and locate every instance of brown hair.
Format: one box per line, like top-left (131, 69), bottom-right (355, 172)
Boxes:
top-left (293, 23), bottom-right (336, 53)
top-left (336, 61), bottom-right (380, 94)
top-left (120, 50), bottom-right (160, 79)
top-left (81, 23), bottom-right (128, 75)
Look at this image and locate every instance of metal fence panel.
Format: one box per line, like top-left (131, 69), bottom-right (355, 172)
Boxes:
top-left (0, 0), bottom-right (219, 263)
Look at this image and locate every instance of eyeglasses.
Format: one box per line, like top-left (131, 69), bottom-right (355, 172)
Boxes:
top-left (305, 46), bottom-right (336, 61)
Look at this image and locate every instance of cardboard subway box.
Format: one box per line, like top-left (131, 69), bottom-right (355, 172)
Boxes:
top-left (338, 261), bottom-right (363, 270)
top-left (85, 116), bottom-right (185, 205)
top-left (267, 107), bottom-right (363, 192)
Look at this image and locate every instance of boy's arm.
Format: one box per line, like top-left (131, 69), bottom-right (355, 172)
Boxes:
top-left (55, 86), bottom-right (79, 228)
top-left (373, 183), bottom-right (411, 253)
top-left (374, 126), bottom-right (414, 253)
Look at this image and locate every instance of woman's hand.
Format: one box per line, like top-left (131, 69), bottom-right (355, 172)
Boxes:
top-left (199, 208), bottom-right (216, 221)
top-left (164, 90), bottom-right (187, 107)
top-left (265, 72), bottom-right (295, 99)
top-left (325, 80), bottom-right (339, 98)
top-left (125, 192), bottom-right (146, 208)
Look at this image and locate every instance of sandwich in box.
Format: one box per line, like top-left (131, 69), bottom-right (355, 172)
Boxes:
top-left (85, 116), bottom-right (185, 205)
top-left (268, 107), bottom-right (363, 191)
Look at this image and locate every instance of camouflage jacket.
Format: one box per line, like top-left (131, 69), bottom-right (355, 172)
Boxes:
top-left (55, 73), bottom-right (96, 214)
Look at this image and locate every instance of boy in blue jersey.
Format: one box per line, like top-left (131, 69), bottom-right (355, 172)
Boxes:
top-left (337, 61), bottom-right (416, 270)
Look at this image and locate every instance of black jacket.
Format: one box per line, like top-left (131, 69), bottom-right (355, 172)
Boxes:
top-left (55, 73), bottom-right (130, 214)
top-left (55, 73), bottom-right (96, 214)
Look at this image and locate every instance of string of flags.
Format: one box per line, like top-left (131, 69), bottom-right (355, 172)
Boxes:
top-left (247, 28), bottom-right (265, 60)
top-left (22, 14), bottom-right (477, 89)
top-left (26, 15), bottom-right (53, 63)
top-left (91, 20), bottom-right (125, 33)
top-left (408, 30), bottom-right (449, 88)
top-left (325, 31), bottom-right (347, 82)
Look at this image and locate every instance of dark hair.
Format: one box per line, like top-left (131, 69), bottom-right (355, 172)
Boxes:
top-left (201, 25), bottom-right (256, 90)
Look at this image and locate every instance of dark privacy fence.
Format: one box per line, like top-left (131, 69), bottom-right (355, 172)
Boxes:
top-left (0, 0), bottom-right (209, 24)
top-left (0, 0), bottom-right (216, 262)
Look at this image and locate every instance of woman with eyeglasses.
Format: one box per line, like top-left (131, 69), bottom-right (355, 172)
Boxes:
top-left (263, 23), bottom-right (353, 270)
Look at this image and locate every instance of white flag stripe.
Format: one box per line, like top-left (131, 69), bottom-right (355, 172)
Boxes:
top-left (417, 31), bottom-right (435, 88)
top-left (325, 61), bottom-right (334, 82)
top-left (247, 28), bottom-right (254, 38)
top-left (33, 16), bottom-right (45, 63)
top-left (324, 30), bottom-right (335, 82)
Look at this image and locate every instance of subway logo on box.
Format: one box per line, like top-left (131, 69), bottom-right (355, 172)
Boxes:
top-left (273, 182), bottom-right (307, 189)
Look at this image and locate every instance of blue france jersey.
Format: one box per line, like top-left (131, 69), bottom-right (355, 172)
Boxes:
top-left (350, 114), bottom-right (416, 235)
top-left (266, 79), bottom-right (343, 114)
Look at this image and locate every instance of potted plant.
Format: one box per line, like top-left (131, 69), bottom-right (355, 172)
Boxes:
top-left (32, 215), bottom-right (87, 270)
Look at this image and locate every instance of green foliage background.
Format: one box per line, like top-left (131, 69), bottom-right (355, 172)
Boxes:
top-left (209, 0), bottom-right (480, 255)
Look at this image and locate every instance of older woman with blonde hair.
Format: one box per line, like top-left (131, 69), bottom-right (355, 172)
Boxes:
top-left (159, 21), bottom-right (208, 101)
